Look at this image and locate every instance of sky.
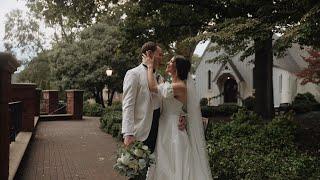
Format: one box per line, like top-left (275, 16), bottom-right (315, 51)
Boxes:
top-left (0, 0), bottom-right (207, 57)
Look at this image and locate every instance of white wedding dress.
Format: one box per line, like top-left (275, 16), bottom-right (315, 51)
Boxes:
top-left (147, 75), bottom-right (212, 180)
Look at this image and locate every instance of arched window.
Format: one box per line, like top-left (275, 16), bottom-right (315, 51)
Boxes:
top-left (279, 74), bottom-right (282, 93)
top-left (208, 70), bottom-right (211, 90)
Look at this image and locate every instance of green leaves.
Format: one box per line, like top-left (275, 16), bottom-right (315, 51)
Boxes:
top-left (4, 9), bottom-right (45, 61)
top-left (206, 109), bottom-right (320, 179)
top-left (17, 52), bottom-right (52, 89)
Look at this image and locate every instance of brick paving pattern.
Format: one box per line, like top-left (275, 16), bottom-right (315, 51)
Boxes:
top-left (15, 117), bottom-right (126, 180)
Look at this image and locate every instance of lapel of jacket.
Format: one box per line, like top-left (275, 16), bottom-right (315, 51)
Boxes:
top-left (138, 64), bottom-right (152, 100)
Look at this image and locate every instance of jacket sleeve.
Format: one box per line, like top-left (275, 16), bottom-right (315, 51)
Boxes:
top-left (122, 70), bottom-right (139, 136)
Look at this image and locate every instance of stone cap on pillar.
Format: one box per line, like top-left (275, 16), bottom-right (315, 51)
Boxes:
top-left (12, 83), bottom-right (37, 88)
top-left (0, 52), bottom-right (20, 73)
top-left (65, 89), bottom-right (85, 92)
top-left (42, 90), bottom-right (59, 92)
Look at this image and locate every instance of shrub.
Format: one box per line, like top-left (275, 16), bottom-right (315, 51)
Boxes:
top-left (292, 93), bottom-right (318, 113)
top-left (100, 111), bottom-right (122, 134)
top-left (200, 98), bottom-right (209, 106)
top-left (83, 101), bottom-right (104, 116)
top-left (243, 96), bottom-right (255, 111)
top-left (201, 106), bottom-right (214, 118)
top-left (206, 109), bottom-right (320, 179)
top-left (216, 104), bottom-right (240, 116)
top-left (100, 102), bottom-right (123, 140)
top-left (104, 101), bottom-right (122, 114)
top-left (313, 103), bottom-right (320, 111)
top-left (111, 123), bottom-right (121, 138)
top-left (100, 110), bottom-right (122, 137)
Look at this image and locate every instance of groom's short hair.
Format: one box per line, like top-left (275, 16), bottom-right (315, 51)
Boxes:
top-left (141, 41), bottom-right (158, 54)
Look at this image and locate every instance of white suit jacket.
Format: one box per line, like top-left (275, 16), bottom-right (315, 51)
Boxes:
top-left (122, 64), bottom-right (156, 141)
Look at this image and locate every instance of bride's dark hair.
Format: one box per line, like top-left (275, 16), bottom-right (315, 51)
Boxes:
top-left (174, 55), bottom-right (191, 81)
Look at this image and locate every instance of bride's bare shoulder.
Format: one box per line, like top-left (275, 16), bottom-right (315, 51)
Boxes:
top-left (171, 82), bottom-right (187, 93)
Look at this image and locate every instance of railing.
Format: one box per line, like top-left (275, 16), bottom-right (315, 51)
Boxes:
top-left (8, 101), bottom-right (23, 142)
top-left (50, 101), bottom-right (67, 114)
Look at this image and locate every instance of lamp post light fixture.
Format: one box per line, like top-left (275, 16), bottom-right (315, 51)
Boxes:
top-left (106, 68), bottom-right (113, 77)
top-left (105, 67), bottom-right (113, 106)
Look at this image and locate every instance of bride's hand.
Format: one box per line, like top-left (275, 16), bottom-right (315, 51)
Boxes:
top-left (142, 51), bottom-right (154, 68)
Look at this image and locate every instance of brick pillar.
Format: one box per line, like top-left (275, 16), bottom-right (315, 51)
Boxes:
top-left (35, 88), bottom-right (42, 116)
top-left (0, 53), bottom-right (19, 179)
top-left (66, 90), bottom-right (84, 120)
top-left (11, 83), bottom-right (36, 132)
top-left (42, 90), bottom-right (59, 114)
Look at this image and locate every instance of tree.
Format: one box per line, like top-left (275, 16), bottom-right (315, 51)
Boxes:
top-left (4, 9), bottom-right (45, 61)
top-left (198, 0), bottom-right (320, 119)
top-left (191, 54), bottom-right (202, 73)
top-left (297, 49), bottom-right (320, 85)
top-left (47, 20), bottom-right (131, 107)
top-left (26, 0), bottom-right (205, 58)
top-left (23, 0), bottom-right (320, 118)
top-left (119, 1), bottom-right (208, 59)
top-left (17, 52), bottom-right (53, 89)
top-left (25, 0), bottom-right (112, 27)
top-left (135, 0), bottom-right (318, 119)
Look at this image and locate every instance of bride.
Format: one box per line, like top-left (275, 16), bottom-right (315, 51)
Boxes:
top-left (144, 53), bottom-right (212, 180)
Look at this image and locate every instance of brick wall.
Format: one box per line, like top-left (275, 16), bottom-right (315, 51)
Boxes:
top-left (0, 52), bottom-right (19, 179)
top-left (66, 90), bottom-right (84, 120)
top-left (42, 90), bottom-right (59, 114)
top-left (10, 83), bottom-right (37, 132)
top-left (35, 88), bottom-right (42, 116)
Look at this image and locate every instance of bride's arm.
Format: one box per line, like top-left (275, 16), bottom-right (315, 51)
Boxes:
top-left (145, 52), bottom-right (185, 96)
top-left (145, 52), bottom-right (158, 93)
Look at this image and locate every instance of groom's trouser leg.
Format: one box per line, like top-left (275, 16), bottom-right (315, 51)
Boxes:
top-left (130, 108), bottom-right (160, 180)
top-left (143, 108), bottom-right (160, 154)
top-left (129, 109), bottom-right (160, 180)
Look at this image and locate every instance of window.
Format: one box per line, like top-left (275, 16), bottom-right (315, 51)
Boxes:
top-left (279, 74), bottom-right (282, 93)
top-left (208, 70), bottom-right (211, 90)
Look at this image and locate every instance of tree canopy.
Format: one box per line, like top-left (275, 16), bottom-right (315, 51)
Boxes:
top-left (4, 9), bottom-right (45, 62)
top-left (7, 0), bottom-right (320, 112)
top-left (297, 49), bottom-right (320, 85)
top-left (46, 20), bottom-right (131, 106)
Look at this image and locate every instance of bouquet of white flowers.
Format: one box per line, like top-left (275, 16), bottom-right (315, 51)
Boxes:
top-left (113, 141), bottom-right (155, 179)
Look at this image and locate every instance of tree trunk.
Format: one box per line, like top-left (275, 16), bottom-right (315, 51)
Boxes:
top-left (94, 90), bottom-right (100, 104)
top-left (93, 87), bottom-right (105, 108)
top-left (253, 32), bottom-right (274, 120)
top-left (107, 89), bottom-right (116, 106)
top-left (99, 88), bottom-right (106, 108)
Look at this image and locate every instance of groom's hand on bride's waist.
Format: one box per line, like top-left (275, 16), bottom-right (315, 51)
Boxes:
top-left (124, 135), bottom-right (135, 146)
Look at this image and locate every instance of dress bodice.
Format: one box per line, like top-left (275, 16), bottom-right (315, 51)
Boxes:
top-left (157, 82), bottom-right (183, 116)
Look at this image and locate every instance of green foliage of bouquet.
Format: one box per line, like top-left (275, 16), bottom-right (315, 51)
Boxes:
top-left (114, 141), bottom-right (155, 178)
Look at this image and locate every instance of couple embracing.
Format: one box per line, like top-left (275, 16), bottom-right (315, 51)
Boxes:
top-left (122, 42), bottom-right (212, 180)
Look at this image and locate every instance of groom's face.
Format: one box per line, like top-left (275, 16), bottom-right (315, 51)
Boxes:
top-left (153, 46), bottom-right (163, 69)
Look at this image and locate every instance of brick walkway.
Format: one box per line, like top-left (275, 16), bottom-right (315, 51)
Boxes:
top-left (15, 117), bottom-right (126, 180)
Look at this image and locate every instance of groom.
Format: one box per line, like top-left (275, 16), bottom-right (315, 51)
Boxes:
top-left (122, 41), bottom-right (186, 179)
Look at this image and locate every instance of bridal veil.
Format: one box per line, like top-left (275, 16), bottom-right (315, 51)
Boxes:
top-left (187, 74), bottom-right (213, 180)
